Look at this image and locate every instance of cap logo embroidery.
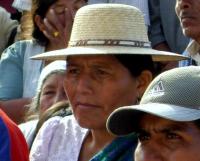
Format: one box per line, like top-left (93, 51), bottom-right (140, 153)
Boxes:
top-left (149, 81), bottom-right (165, 95)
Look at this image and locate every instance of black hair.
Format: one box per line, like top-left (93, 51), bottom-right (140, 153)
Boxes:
top-left (32, 0), bottom-right (56, 46)
top-left (32, 0), bottom-right (88, 46)
top-left (114, 54), bottom-right (155, 78)
top-left (193, 119), bottom-right (200, 130)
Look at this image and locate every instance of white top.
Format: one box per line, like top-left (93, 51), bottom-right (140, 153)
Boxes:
top-left (12, 0), bottom-right (32, 11)
top-left (22, 40), bottom-right (44, 98)
top-left (30, 115), bottom-right (88, 161)
top-left (186, 40), bottom-right (200, 65)
top-left (88, 0), bottom-right (150, 26)
top-left (18, 120), bottom-right (38, 148)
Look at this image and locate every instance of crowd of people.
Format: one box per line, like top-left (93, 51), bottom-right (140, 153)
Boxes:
top-left (0, 0), bottom-right (200, 161)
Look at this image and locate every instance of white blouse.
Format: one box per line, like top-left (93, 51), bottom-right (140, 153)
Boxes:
top-left (30, 115), bottom-right (88, 161)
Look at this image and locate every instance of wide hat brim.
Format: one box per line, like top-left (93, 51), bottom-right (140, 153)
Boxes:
top-left (106, 103), bottom-right (200, 136)
top-left (31, 46), bottom-right (188, 61)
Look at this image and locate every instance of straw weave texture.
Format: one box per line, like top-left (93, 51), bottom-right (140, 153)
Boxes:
top-left (70, 4), bottom-right (148, 44)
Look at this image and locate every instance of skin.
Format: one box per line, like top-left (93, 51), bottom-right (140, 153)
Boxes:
top-left (175, 0), bottom-right (200, 44)
top-left (64, 55), bottom-right (152, 161)
top-left (135, 114), bottom-right (200, 161)
top-left (35, 0), bottom-right (86, 51)
top-left (39, 73), bottom-right (67, 115)
top-left (0, 98), bottom-right (31, 124)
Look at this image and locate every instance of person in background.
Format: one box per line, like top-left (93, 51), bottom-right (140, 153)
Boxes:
top-left (176, 0), bottom-right (200, 66)
top-left (107, 66), bottom-right (200, 161)
top-left (30, 4), bottom-right (185, 161)
top-left (19, 60), bottom-right (68, 149)
top-left (148, 0), bottom-right (189, 71)
top-left (0, 7), bottom-right (18, 55)
top-left (88, 0), bottom-right (150, 27)
top-left (0, 108), bottom-right (29, 161)
top-left (0, 0), bottom-right (87, 124)
top-left (11, 0), bottom-right (33, 41)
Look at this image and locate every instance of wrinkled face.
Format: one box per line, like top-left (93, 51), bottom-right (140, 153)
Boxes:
top-left (39, 73), bottom-right (67, 114)
top-left (46, 0), bottom-right (86, 25)
top-left (135, 114), bottom-right (200, 161)
top-left (64, 55), bottom-right (140, 129)
top-left (175, 0), bottom-right (200, 42)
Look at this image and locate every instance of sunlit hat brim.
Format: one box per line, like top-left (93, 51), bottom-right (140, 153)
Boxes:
top-left (31, 46), bottom-right (188, 61)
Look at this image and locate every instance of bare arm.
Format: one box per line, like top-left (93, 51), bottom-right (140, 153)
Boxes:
top-left (0, 98), bottom-right (31, 124)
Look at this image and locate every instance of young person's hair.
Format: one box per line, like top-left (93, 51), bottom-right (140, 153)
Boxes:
top-left (32, 0), bottom-right (56, 46)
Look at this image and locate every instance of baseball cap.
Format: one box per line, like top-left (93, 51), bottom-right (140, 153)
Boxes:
top-left (107, 66), bottom-right (200, 136)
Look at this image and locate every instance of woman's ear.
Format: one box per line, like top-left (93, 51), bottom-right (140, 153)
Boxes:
top-left (136, 70), bottom-right (153, 98)
top-left (34, 15), bottom-right (45, 32)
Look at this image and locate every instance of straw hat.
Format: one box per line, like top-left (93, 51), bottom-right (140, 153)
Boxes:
top-left (107, 66), bottom-right (200, 136)
top-left (32, 4), bottom-right (187, 61)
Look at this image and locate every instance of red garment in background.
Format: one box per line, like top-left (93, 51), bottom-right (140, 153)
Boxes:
top-left (0, 108), bottom-right (29, 161)
top-left (0, 0), bottom-right (16, 13)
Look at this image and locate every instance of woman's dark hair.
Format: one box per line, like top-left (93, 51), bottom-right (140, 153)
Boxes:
top-left (32, 0), bottom-right (56, 46)
top-left (32, 0), bottom-right (88, 46)
top-left (193, 119), bottom-right (200, 129)
top-left (114, 54), bottom-right (155, 78)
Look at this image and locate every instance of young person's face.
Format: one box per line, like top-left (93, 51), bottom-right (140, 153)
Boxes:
top-left (64, 55), bottom-right (149, 129)
top-left (46, 0), bottom-right (86, 25)
top-left (175, 0), bottom-right (200, 42)
top-left (135, 114), bottom-right (200, 161)
top-left (39, 73), bottom-right (67, 114)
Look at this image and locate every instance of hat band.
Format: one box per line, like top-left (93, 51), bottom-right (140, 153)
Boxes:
top-left (69, 39), bottom-right (151, 48)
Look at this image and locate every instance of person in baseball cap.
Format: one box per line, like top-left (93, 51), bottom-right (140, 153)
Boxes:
top-left (107, 66), bottom-right (200, 161)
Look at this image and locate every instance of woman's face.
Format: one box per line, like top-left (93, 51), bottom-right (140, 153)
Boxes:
top-left (46, 0), bottom-right (86, 26)
top-left (39, 73), bottom-right (67, 115)
top-left (64, 55), bottom-right (149, 130)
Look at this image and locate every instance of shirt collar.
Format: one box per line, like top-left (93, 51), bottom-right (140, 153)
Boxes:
top-left (186, 40), bottom-right (200, 56)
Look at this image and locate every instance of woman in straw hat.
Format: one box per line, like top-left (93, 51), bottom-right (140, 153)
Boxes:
top-left (30, 4), bottom-right (187, 161)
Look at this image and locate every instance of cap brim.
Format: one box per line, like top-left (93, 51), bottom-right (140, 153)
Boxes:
top-left (107, 103), bottom-right (200, 136)
top-left (31, 46), bottom-right (188, 62)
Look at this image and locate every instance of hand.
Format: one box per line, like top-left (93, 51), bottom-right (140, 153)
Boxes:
top-left (42, 8), bottom-right (73, 51)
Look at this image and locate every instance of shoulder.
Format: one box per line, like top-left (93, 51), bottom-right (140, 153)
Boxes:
top-left (1, 40), bottom-right (43, 58)
top-left (19, 120), bottom-right (38, 138)
top-left (30, 115), bottom-right (88, 161)
top-left (41, 115), bottom-right (87, 137)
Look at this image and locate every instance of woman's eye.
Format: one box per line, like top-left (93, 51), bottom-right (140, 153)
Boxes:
top-left (97, 69), bottom-right (108, 75)
top-left (43, 91), bottom-right (55, 96)
top-left (54, 6), bottom-right (65, 14)
top-left (166, 132), bottom-right (181, 140)
top-left (137, 132), bottom-right (150, 142)
top-left (67, 68), bottom-right (79, 74)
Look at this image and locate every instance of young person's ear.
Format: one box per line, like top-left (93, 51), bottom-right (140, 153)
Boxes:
top-left (34, 15), bottom-right (45, 32)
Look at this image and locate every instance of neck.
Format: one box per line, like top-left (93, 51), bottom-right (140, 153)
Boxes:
top-left (78, 128), bottom-right (116, 161)
top-left (89, 128), bottom-right (116, 149)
